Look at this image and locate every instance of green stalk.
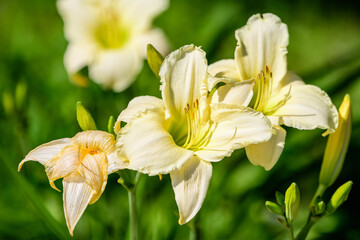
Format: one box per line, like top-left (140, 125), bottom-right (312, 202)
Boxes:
top-left (289, 222), bottom-right (295, 240)
top-left (128, 187), bottom-right (138, 240)
top-left (295, 217), bottom-right (317, 240)
top-left (118, 171), bottom-right (141, 240)
top-left (295, 184), bottom-right (327, 240)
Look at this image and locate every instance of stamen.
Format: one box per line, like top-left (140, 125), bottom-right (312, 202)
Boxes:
top-left (181, 98), bottom-right (213, 150)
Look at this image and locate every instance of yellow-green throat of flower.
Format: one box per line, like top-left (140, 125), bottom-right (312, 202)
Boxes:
top-left (170, 99), bottom-right (215, 151)
top-left (250, 65), bottom-right (291, 115)
top-left (94, 7), bottom-right (130, 49)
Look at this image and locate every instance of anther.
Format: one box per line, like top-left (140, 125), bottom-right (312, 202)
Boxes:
top-left (265, 65), bottom-right (270, 74)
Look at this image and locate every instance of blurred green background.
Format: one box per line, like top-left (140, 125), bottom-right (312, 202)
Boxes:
top-left (1, 0), bottom-right (359, 239)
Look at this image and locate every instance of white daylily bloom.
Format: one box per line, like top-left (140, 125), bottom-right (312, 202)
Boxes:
top-left (115, 45), bottom-right (273, 224)
top-left (209, 13), bottom-right (339, 170)
top-left (57, 0), bottom-right (169, 92)
top-left (18, 131), bottom-right (127, 236)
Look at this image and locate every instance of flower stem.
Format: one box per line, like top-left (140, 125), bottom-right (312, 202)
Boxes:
top-left (295, 184), bottom-right (327, 240)
top-left (295, 217), bottom-right (317, 240)
top-left (128, 186), bottom-right (138, 240)
top-left (288, 221), bottom-right (295, 240)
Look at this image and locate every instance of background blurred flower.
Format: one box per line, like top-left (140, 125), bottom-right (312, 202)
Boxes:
top-left (209, 13), bottom-right (339, 170)
top-left (57, 0), bottom-right (169, 92)
top-left (18, 131), bottom-right (127, 235)
top-left (115, 45), bottom-right (272, 224)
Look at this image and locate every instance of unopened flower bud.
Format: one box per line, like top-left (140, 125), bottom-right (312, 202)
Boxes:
top-left (76, 101), bottom-right (97, 131)
top-left (285, 182), bottom-right (300, 222)
top-left (107, 115), bottom-right (114, 134)
top-left (2, 90), bottom-right (14, 117)
top-left (313, 200), bottom-right (326, 215)
top-left (326, 181), bottom-right (353, 214)
top-left (265, 201), bottom-right (284, 216)
top-left (15, 81), bottom-right (27, 110)
top-left (147, 44), bottom-right (164, 79)
top-left (320, 94), bottom-right (352, 187)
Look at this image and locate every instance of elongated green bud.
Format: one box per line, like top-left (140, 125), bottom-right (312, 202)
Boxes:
top-left (107, 115), bottom-right (114, 134)
top-left (147, 44), bottom-right (164, 79)
top-left (76, 101), bottom-right (97, 131)
top-left (2, 90), bottom-right (14, 117)
top-left (326, 181), bottom-right (353, 214)
top-left (15, 81), bottom-right (27, 110)
top-left (313, 200), bottom-right (326, 215)
top-left (285, 182), bottom-right (300, 222)
top-left (265, 201), bottom-right (284, 215)
top-left (320, 94), bottom-right (352, 188)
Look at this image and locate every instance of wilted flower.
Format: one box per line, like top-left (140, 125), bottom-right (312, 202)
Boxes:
top-left (57, 0), bottom-right (169, 91)
top-left (209, 13), bottom-right (338, 170)
top-left (18, 130), bottom-right (126, 235)
top-left (115, 45), bottom-right (273, 224)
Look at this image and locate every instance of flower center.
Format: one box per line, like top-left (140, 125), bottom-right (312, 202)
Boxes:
top-left (250, 66), bottom-right (291, 115)
top-left (94, 8), bottom-right (130, 49)
top-left (170, 99), bottom-right (214, 151)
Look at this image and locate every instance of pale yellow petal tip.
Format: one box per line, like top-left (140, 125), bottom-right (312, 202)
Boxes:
top-left (322, 129), bottom-right (332, 137)
top-left (18, 159), bottom-right (27, 172)
top-left (178, 216), bottom-right (185, 225)
top-left (50, 180), bottom-right (61, 192)
top-left (339, 94), bottom-right (351, 118)
top-left (71, 73), bottom-right (89, 87)
top-left (66, 223), bottom-right (74, 237)
top-left (114, 120), bottom-right (121, 135)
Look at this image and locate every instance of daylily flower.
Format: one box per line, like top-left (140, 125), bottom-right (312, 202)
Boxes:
top-left (209, 13), bottom-right (339, 170)
top-left (115, 45), bottom-right (273, 224)
top-left (18, 130), bottom-right (126, 235)
top-left (57, 0), bottom-right (169, 92)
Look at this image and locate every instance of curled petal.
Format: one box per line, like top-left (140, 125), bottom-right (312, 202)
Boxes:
top-left (79, 152), bottom-right (108, 204)
top-left (245, 125), bottom-right (286, 170)
top-left (63, 174), bottom-right (93, 236)
top-left (235, 13), bottom-right (288, 85)
top-left (45, 145), bottom-right (80, 191)
top-left (18, 138), bottom-right (71, 171)
top-left (72, 130), bottom-right (116, 155)
top-left (116, 96), bottom-right (164, 125)
top-left (160, 45), bottom-right (208, 119)
top-left (170, 157), bottom-right (212, 224)
top-left (117, 107), bottom-right (193, 175)
top-left (270, 84), bottom-right (338, 132)
top-left (195, 104), bottom-right (272, 162)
